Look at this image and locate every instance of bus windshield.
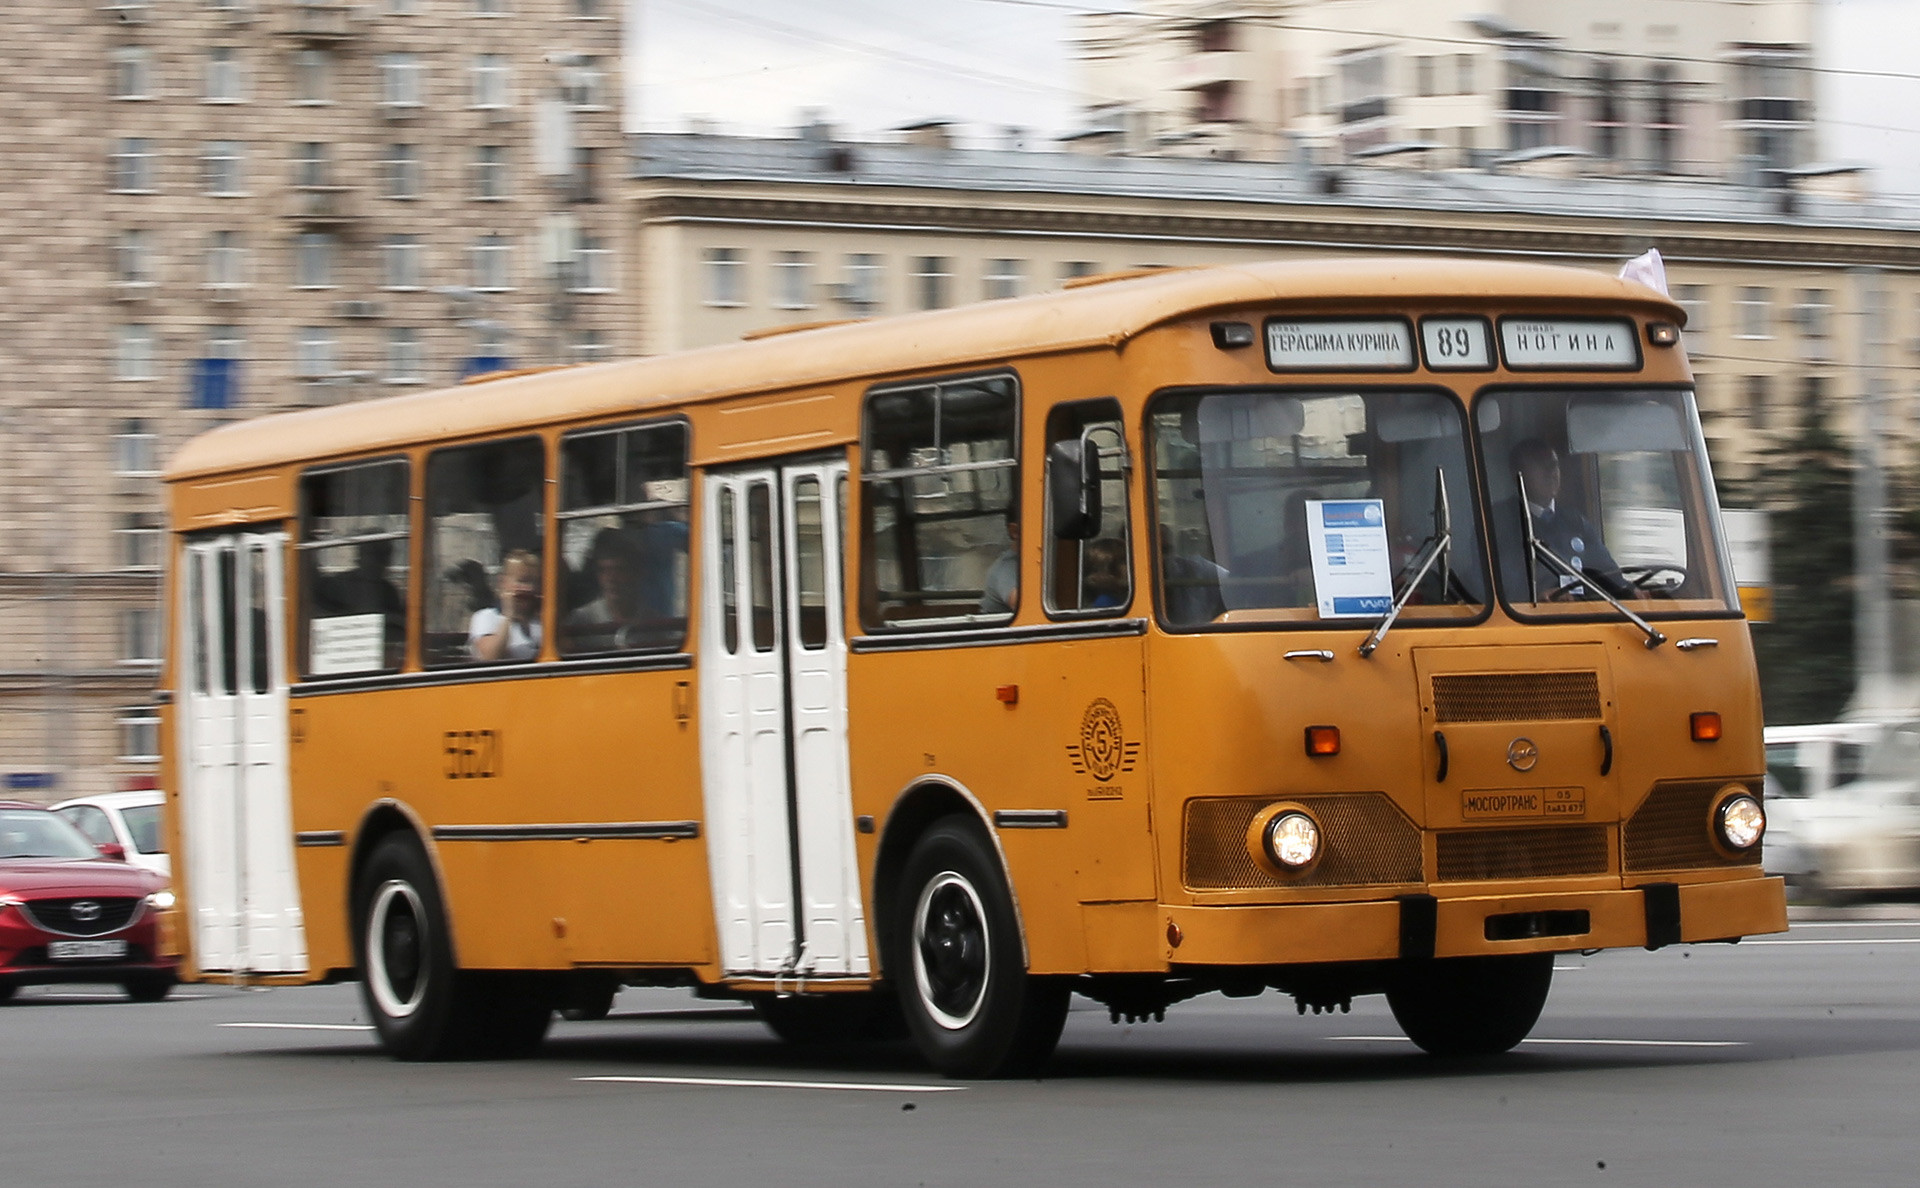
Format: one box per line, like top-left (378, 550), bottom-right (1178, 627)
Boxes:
top-left (1149, 388), bottom-right (1486, 628)
top-left (1475, 388), bottom-right (1736, 616)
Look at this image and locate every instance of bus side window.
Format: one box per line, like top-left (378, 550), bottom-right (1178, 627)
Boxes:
top-left (1043, 398), bottom-right (1131, 617)
top-left (423, 436), bottom-right (547, 666)
top-left (859, 373), bottom-right (1020, 629)
top-left (556, 421), bottom-right (690, 656)
top-left (297, 458), bottom-right (410, 678)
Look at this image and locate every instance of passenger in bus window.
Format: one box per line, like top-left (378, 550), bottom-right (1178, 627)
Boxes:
top-left (469, 549), bottom-right (542, 661)
top-left (1509, 438), bottom-right (1630, 601)
top-left (566, 528), bottom-right (641, 650)
top-left (978, 504), bottom-right (1019, 615)
top-left (1083, 537), bottom-right (1128, 609)
top-left (1159, 525), bottom-right (1226, 625)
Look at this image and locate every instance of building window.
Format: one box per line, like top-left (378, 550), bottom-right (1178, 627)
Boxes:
top-left (1796, 288), bottom-right (1833, 339)
top-left (472, 144), bottom-right (507, 199)
top-left (386, 327), bottom-right (425, 383)
top-left (844, 253), bottom-right (882, 311)
top-left (1059, 260), bottom-right (1099, 283)
top-left (1746, 375), bottom-right (1769, 430)
top-left (206, 230), bottom-right (246, 288)
top-left (470, 233), bottom-right (512, 291)
top-left (193, 325), bottom-right (244, 410)
top-left (383, 143), bottom-right (420, 199)
top-left (983, 258), bottom-right (1024, 301)
top-left (1647, 64), bottom-right (1679, 174)
top-left (114, 229), bottom-right (155, 285)
top-left (572, 235), bottom-right (612, 292)
top-left (123, 607), bottom-right (162, 664)
top-left (382, 233), bottom-right (424, 289)
top-left (294, 48), bottom-right (330, 103)
top-left (913, 256), bottom-right (950, 310)
top-left (293, 142), bottom-right (331, 188)
top-left (295, 326), bottom-right (337, 379)
top-left (1673, 283), bottom-right (1707, 333)
top-left (1456, 53), bottom-right (1475, 94)
top-left (112, 46), bottom-right (152, 100)
top-left (382, 52), bottom-right (424, 107)
top-left (115, 325), bottom-right (158, 381)
top-left (472, 53), bottom-right (510, 108)
top-left (1337, 46), bottom-right (1390, 127)
top-left (774, 250), bottom-right (814, 310)
top-left (1503, 47), bottom-right (1561, 152)
top-left (1590, 58), bottom-right (1622, 160)
top-left (703, 247), bottom-right (744, 306)
top-left (1193, 80), bottom-right (1235, 124)
top-left (115, 419), bottom-right (159, 476)
top-left (119, 705), bottom-right (161, 763)
top-left (474, 0), bottom-right (507, 14)
top-left (111, 137), bottom-right (156, 192)
top-left (562, 56), bottom-right (604, 108)
top-left (573, 0), bottom-right (601, 15)
top-left (1736, 287), bottom-right (1772, 339)
top-left (119, 513), bottom-right (163, 570)
top-left (569, 328), bottom-right (609, 362)
top-left (1193, 18), bottom-right (1234, 53)
top-left (295, 232), bottom-right (335, 288)
top-left (203, 140), bottom-right (245, 195)
top-left (1733, 50), bottom-right (1809, 176)
top-left (205, 46), bottom-right (244, 103)
top-left (1415, 55), bottom-right (1436, 98)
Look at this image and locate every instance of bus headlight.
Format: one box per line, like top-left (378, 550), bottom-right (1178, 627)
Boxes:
top-left (1246, 805), bottom-right (1322, 876)
top-left (1714, 791), bottom-right (1765, 852)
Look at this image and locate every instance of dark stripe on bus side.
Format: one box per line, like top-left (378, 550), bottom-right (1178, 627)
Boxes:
top-left (851, 618), bottom-right (1147, 654)
top-left (430, 821), bottom-right (701, 842)
top-left (993, 810), bottom-right (1068, 829)
top-left (295, 831), bottom-right (346, 847)
top-left (290, 652), bottom-right (693, 698)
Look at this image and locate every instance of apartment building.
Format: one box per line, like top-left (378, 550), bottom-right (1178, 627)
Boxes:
top-left (1070, 0), bottom-right (1817, 179)
top-left (0, 0), bottom-right (628, 798)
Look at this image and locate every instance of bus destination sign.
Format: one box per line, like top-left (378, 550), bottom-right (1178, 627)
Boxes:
top-left (1500, 318), bottom-right (1640, 369)
top-left (1265, 318), bottom-right (1415, 371)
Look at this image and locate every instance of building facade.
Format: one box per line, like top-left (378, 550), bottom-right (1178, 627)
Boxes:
top-left (1070, 0), bottom-right (1817, 179)
top-left (0, 0), bottom-right (629, 799)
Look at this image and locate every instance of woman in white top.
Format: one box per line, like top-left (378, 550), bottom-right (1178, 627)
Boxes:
top-left (469, 549), bottom-right (543, 661)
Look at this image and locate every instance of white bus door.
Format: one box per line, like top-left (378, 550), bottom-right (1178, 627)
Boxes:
top-left (699, 460), bottom-right (867, 978)
top-left (178, 532), bottom-right (307, 976)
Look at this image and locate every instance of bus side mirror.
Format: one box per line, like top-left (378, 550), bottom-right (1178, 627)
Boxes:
top-left (1048, 439), bottom-right (1101, 540)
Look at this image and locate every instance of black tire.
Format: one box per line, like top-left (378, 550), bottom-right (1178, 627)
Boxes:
top-left (354, 835), bottom-right (551, 1060)
top-left (890, 817), bottom-right (1069, 1079)
top-left (123, 972), bottom-right (177, 1003)
top-left (558, 977), bottom-right (619, 1022)
top-left (0, 983), bottom-right (16, 1003)
top-left (750, 989), bottom-right (907, 1045)
top-left (1386, 953), bottom-right (1554, 1057)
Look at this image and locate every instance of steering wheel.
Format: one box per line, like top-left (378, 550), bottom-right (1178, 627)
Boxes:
top-left (1621, 564), bottom-right (1687, 593)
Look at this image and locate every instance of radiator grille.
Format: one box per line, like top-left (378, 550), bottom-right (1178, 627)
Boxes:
top-left (1183, 794), bottom-right (1422, 891)
top-left (1435, 825), bottom-right (1610, 882)
top-left (1623, 779), bottom-right (1763, 872)
top-left (1431, 671), bottom-right (1603, 723)
top-left (17, 897), bottom-right (143, 937)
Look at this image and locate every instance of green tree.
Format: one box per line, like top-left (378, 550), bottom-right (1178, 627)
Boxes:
top-left (1733, 398), bottom-right (1855, 724)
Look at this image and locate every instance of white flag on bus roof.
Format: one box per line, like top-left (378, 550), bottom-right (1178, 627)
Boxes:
top-left (1618, 248), bottom-right (1669, 296)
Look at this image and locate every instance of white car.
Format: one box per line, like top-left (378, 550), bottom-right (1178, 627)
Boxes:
top-left (52, 789), bottom-right (170, 881)
top-left (1764, 721), bottom-right (1920, 899)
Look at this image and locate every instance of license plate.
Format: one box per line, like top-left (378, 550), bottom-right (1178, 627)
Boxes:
top-left (46, 939), bottom-right (128, 961)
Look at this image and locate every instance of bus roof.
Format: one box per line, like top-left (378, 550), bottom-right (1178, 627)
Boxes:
top-left (166, 257), bottom-right (1674, 481)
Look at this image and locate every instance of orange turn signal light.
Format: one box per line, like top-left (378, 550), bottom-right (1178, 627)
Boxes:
top-left (1305, 725), bottom-right (1341, 757)
top-left (1690, 712), bottom-right (1722, 742)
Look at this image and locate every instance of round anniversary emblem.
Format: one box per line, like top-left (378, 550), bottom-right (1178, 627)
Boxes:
top-left (1506, 737), bottom-right (1540, 773)
top-left (1080, 698), bottom-right (1125, 781)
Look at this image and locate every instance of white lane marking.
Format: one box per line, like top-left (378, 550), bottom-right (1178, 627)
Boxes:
top-left (218, 1022), bottom-right (375, 1032)
top-left (578, 1075), bottom-right (964, 1093)
top-left (1744, 937), bottom-right (1920, 946)
top-left (1330, 1036), bottom-right (1745, 1048)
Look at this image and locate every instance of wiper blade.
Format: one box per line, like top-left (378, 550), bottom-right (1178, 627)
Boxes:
top-left (1516, 470), bottom-right (1665, 650)
top-left (1359, 469), bottom-right (1451, 658)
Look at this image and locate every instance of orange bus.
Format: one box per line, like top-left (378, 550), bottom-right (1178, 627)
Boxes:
top-left (161, 259), bottom-right (1786, 1077)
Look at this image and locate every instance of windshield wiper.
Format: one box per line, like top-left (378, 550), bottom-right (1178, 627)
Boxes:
top-left (1517, 472), bottom-right (1666, 650)
top-left (1359, 469), bottom-right (1452, 658)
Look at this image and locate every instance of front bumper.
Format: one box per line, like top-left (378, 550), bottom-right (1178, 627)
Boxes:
top-left (1164, 876), bottom-right (1788, 965)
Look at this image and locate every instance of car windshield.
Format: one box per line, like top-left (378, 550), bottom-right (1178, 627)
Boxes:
top-left (1475, 388), bottom-right (1736, 616)
top-left (0, 808), bottom-right (102, 860)
top-left (1148, 388), bottom-right (1486, 628)
top-left (122, 805), bottom-right (164, 854)
top-left (1764, 743), bottom-right (1807, 798)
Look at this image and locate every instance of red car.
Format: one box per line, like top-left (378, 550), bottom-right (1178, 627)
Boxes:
top-left (0, 801), bottom-right (176, 1002)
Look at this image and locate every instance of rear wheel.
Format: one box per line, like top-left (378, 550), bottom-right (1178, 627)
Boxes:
top-left (1386, 954), bottom-right (1553, 1057)
top-left (123, 971), bottom-right (176, 1003)
top-left (891, 818), bottom-right (1069, 1079)
top-left (0, 983), bottom-right (16, 1003)
top-left (355, 835), bottom-right (551, 1060)
top-left (751, 989), bottom-right (906, 1045)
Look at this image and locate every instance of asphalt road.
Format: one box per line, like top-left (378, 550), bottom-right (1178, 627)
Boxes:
top-left (4, 906), bottom-right (1918, 1188)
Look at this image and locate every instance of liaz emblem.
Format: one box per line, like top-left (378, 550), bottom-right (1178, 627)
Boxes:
top-left (1067, 697), bottom-right (1140, 797)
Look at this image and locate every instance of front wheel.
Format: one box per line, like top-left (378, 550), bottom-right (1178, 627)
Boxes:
top-left (1386, 953), bottom-right (1553, 1057)
top-left (123, 972), bottom-right (176, 1003)
top-left (891, 818), bottom-right (1069, 1079)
